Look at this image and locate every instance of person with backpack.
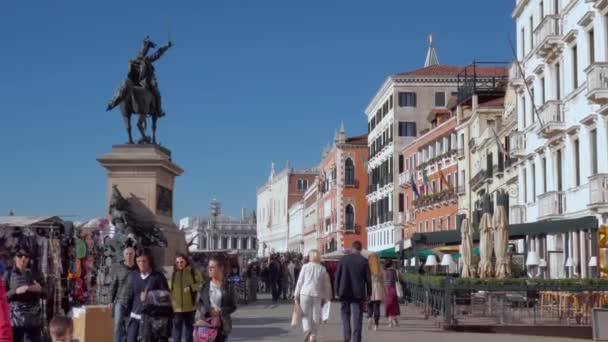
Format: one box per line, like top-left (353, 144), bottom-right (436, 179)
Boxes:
top-left (125, 249), bottom-right (173, 342)
top-left (5, 248), bottom-right (45, 342)
top-left (170, 253), bottom-right (203, 342)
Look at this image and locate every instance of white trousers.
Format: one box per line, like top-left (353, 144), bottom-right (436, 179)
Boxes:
top-left (300, 294), bottom-right (322, 336)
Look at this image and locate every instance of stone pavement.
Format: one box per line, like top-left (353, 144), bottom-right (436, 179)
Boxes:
top-left (228, 294), bottom-right (586, 342)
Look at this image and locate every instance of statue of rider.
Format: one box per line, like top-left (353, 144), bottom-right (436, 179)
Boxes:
top-left (106, 36), bottom-right (172, 117)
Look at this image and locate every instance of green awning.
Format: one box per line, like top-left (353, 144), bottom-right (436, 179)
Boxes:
top-left (412, 230), bottom-right (479, 245)
top-left (376, 247), bottom-right (398, 259)
top-left (452, 247), bottom-right (480, 259)
top-left (508, 216), bottom-right (598, 238)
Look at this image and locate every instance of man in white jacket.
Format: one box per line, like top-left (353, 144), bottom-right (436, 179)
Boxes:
top-left (294, 250), bottom-right (332, 342)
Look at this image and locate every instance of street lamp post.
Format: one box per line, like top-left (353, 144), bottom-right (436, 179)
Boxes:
top-left (210, 199), bottom-right (221, 250)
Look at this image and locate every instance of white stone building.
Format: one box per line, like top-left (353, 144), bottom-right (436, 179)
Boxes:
top-left (303, 179), bottom-right (320, 254)
top-left (511, 0), bottom-right (608, 278)
top-left (287, 201), bottom-right (305, 253)
top-left (178, 208), bottom-right (257, 260)
top-left (256, 162), bottom-right (317, 256)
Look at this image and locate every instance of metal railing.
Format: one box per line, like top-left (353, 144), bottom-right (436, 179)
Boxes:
top-left (538, 191), bottom-right (566, 218)
top-left (537, 100), bottom-right (564, 135)
top-left (589, 174), bottom-right (608, 206)
top-left (399, 171), bottom-right (412, 187)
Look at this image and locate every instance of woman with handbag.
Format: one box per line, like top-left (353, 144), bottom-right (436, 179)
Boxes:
top-left (382, 260), bottom-right (400, 327)
top-left (293, 249), bottom-right (332, 342)
top-left (194, 255), bottom-right (237, 342)
top-left (125, 249), bottom-right (173, 342)
top-left (170, 253), bottom-right (203, 342)
top-left (5, 248), bottom-right (44, 342)
top-left (366, 253), bottom-right (384, 331)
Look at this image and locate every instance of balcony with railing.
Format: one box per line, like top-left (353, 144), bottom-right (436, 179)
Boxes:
top-left (470, 169), bottom-right (488, 191)
top-left (399, 170), bottom-right (412, 188)
top-left (455, 185), bottom-right (465, 195)
top-left (508, 62), bottom-right (524, 88)
top-left (456, 148), bottom-right (465, 160)
top-left (537, 100), bottom-right (565, 138)
top-left (586, 63), bottom-right (608, 104)
top-left (412, 190), bottom-right (458, 210)
top-left (534, 15), bottom-right (563, 62)
top-left (509, 130), bottom-right (526, 157)
top-left (509, 205), bottom-right (527, 224)
top-left (538, 191), bottom-right (566, 219)
top-left (589, 174), bottom-right (608, 208)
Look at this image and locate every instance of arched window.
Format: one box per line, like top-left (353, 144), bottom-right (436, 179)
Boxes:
top-left (345, 158), bottom-right (355, 185)
top-left (241, 237), bottom-right (248, 249)
top-left (232, 237), bottom-right (238, 249)
top-left (221, 237), bottom-right (228, 249)
top-left (345, 204), bottom-right (355, 231)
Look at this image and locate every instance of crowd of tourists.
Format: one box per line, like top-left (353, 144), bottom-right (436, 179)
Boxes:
top-left (292, 241), bottom-right (402, 342)
top-left (0, 245), bottom-right (239, 342)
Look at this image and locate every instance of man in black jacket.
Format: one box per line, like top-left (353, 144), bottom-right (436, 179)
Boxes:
top-left (109, 246), bottom-right (136, 342)
top-left (124, 249), bottom-right (171, 342)
top-left (335, 241), bottom-right (370, 342)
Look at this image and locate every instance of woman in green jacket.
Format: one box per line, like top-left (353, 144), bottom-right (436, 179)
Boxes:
top-left (170, 253), bottom-right (203, 342)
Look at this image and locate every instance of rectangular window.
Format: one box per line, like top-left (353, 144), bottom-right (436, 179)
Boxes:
top-left (521, 28), bottom-right (526, 57)
top-left (447, 174), bottom-right (451, 186)
top-left (557, 149), bottom-right (563, 191)
top-left (589, 29), bottom-right (595, 65)
top-left (542, 157), bottom-right (547, 193)
top-left (591, 129), bottom-right (598, 175)
top-left (425, 221), bottom-right (429, 232)
top-left (399, 193), bottom-right (404, 212)
top-left (418, 223), bottom-right (422, 233)
top-left (389, 95), bottom-right (393, 109)
top-left (432, 219), bottom-right (436, 232)
top-left (399, 155), bottom-right (404, 173)
top-left (398, 122), bottom-right (417, 136)
top-left (523, 167), bottom-right (528, 203)
top-left (573, 45), bottom-right (578, 89)
top-left (556, 63), bottom-right (561, 100)
top-left (435, 92), bottom-right (446, 107)
top-left (530, 88), bottom-right (535, 123)
top-left (540, 1), bottom-right (544, 19)
top-left (532, 163), bottom-right (536, 201)
top-left (447, 216), bottom-right (451, 230)
top-left (529, 16), bottom-right (534, 50)
top-left (398, 92), bottom-right (417, 107)
top-left (541, 77), bottom-right (545, 105)
top-left (522, 96), bottom-right (527, 127)
top-left (575, 139), bottom-right (581, 186)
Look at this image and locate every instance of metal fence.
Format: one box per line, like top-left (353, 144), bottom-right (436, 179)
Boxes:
top-left (403, 276), bottom-right (608, 328)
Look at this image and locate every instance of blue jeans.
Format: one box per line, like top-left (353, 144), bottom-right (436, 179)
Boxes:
top-left (113, 304), bottom-right (127, 342)
top-left (341, 301), bottom-right (363, 342)
top-left (172, 311), bottom-right (195, 342)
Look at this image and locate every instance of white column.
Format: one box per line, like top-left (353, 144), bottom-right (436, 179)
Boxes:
top-left (597, 118), bottom-right (608, 174)
top-left (545, 147), bottom-right (556, 192)
top-left (594, 14), bottom-right (608, 62)
top-left (580, 230), bottom-right (588, 278)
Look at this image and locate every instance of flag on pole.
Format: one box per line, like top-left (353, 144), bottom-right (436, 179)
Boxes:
top-left (411, 173), bottom-right (420, 198)
top-left (438, 163), bottom-right (451, 189)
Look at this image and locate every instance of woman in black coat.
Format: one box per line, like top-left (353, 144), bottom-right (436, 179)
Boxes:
top-left (195, 255), bottom-right (237, 342)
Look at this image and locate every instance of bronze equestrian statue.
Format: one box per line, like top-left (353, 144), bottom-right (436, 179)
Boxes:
top-left (106, 36), bottom-right (172, 144)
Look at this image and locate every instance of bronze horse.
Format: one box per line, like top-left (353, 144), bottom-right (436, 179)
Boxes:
top-left (106, 37), bottom-right (171, 144)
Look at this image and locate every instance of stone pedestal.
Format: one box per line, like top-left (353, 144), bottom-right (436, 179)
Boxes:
top-left (97, 144), bottom-right (187, 267)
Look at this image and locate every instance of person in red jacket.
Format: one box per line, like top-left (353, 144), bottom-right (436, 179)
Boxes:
top-left (0, 273), bottom-right (13, 342)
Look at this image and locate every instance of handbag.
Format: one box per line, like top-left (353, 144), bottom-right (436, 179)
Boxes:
top-left (395, 281), bottom-right (403, 299)
top-left (291, 303), bottom-right (302, 327)
top-left (193, 316), bottom-right (221, 342)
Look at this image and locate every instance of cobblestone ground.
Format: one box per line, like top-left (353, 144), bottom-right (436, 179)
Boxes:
top-left (228, 294), bottom-right (585, 342)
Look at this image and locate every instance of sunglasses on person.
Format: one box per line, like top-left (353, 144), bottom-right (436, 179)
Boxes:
top-left (16, 254), bottom-right (29, 259)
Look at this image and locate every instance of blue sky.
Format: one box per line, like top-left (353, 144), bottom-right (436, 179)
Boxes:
top-left (0, 1), bottom-right (514, 221)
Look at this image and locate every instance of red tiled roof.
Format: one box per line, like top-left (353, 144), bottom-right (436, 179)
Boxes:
top-left (345, 134), bottom-right (367, 145)
top-left (393, 64), bottom-right (507, 78)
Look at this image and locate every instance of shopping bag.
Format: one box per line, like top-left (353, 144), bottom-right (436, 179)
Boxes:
top-left (291, 303), bottom-right (302, 327)
top-left (321, 301), bottom-right (331, 322)
top-left (395, 281), bottom-right (403, 299)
